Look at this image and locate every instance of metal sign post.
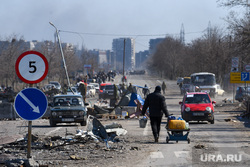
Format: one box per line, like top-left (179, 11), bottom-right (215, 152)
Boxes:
top-left (27, 121), bottom-right (32, 158)
top-left (15, 51), bottom-right (48, 158)
top-left (27, 83), bottom-right (33, 159)
top-left (14, 87), bottom-right (48, 158)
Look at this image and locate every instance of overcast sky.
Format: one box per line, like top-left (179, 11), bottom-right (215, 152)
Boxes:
top-left (0, 0), bottom-right (242, 52)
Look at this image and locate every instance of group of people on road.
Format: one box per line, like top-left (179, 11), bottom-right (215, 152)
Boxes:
top-left (142, 81), bottom-right (167, 98)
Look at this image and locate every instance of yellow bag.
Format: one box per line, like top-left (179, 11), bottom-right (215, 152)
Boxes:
top-left (168, 120), bottom-right (186, 130)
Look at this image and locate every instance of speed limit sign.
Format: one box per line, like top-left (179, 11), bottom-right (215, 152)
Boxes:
top-left (15, 51), bottom-right (48, 84)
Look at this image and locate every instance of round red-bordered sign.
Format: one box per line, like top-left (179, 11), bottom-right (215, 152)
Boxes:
top-left (15, 51), bottom-right (49, 84)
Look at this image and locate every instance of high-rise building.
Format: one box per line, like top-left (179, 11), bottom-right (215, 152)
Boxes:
top-left (149, 38), bottom-right (164, 55)
top-left (135, 50), bottom-right (149, 68)
top-left (112, 38), bottom-right (135, 71)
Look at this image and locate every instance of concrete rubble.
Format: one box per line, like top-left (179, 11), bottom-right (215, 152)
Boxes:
top-left (0, 116), bottom-right (130, 167)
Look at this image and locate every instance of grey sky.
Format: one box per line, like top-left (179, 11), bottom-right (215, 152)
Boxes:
top-left (0, 0), bottom-right (237, 52)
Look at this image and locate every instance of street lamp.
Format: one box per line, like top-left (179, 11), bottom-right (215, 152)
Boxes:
top-left (49, 22), bottom-right (71, 87)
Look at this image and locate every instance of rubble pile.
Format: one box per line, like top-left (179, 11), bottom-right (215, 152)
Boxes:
top-left (0, 116), bottom-right (149, 167)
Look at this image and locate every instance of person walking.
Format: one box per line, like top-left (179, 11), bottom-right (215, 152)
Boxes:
top-left (110, 84), bottom-right (119, 107)
top-left (78, 81), bottom-right (87, 102)
top-left (141, 86), bottom-right (169, 143)
top-left (162, 81), bottom-right (166, 95)
top-left (143, 84), bottom-right (149, 98)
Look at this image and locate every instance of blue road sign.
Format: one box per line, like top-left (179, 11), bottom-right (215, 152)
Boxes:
top-left (241, 72), bottom-right (250, 81)
top-left (14, 88), bottom-right (48, 121)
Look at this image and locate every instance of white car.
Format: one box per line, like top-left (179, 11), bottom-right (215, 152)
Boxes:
top-left (215, 84), bottom-right (225, 96)
top-left (87, 85), bottom-right (96, 97)
top-left (89, 83), bottom-right (100, 93)
top-left (49, 81), bottom-right (61, 90)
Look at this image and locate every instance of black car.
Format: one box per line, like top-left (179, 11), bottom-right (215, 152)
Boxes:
top-left (235, 86), bottom-right (250, 102)
top-left (49, 95), bottom-right (88, 126)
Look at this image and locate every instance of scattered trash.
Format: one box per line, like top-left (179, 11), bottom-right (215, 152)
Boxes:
top-left (130, 146), bottom-right (139, 151)
top-left (194, 144), bottom-right (205, 149)
top-left (224, 118), bottom-right (232, 122)
top-left (223, 98), bottom-right (233, 103)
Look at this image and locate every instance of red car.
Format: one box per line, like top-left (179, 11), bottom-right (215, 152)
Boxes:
top-left (99, 83), bottom-right (112, 93)
top-left (179, 92), bottom-right (216, 124)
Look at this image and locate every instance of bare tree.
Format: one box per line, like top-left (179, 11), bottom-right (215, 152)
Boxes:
top-left (149, 36), bottom-right (184, 79)
top-left (217, 0), bottom-right (250, 7)
top-left (0, 36), bottom-right (27, 90)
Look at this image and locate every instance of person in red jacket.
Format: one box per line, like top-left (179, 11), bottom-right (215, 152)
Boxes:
top-left (141, 86), bottom-right (169, 143)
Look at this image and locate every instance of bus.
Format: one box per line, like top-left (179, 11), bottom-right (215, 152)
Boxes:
top-left (189, 72), bottom-right (217, 97)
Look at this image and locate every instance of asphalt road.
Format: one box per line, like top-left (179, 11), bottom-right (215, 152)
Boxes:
top-left (0, 74), bottom-right (249, 166)
top-left (120, 74), bottom-right (250, 167)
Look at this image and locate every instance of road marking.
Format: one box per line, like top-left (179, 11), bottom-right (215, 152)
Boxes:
top-left (150, 151), bottom-right (164, 158)
top-left (45, 127), bottom-right (61, 136)
top-left (174, 151), bottom-right (190, 158)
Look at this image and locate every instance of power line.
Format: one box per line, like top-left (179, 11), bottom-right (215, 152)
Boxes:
top-left (59, 29), bottom-right (207, 37)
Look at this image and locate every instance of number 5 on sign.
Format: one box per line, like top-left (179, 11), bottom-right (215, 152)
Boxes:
top-left (15, 51), bottom-right (48, 84)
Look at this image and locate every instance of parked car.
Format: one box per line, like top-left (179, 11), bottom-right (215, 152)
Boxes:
top-left (235, 86), bottom-right (250, 102)
top-left (180, 84), bottom-right (190, 95)
top-left (49, 94), bottom-right (88, 126)
top-left (179, 92), bottom-right (216, 124)
top-left (49, 81), bottom-right (61, 90)
top-left (183, 77), bottom-right (191, 84)
top-left (42, 84), bottom-right (56, 92)
top-left (215, 84), bottom-right (225, 96)
top-left (177, 77), bottom-right (184, 85)
top-left (89, 83), bottom-right (100, 93)
top-left (87, 85), bottom-right (96, 97)
top-left (99, 83), bottom-right (112, 94)
top-left (99, 84), bottom-right (120, 99)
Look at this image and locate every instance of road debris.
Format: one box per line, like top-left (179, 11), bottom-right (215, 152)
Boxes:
top-left (0, 116), bottom-right (132, 166)
top-left (194, 144), bottom-right (206, 149)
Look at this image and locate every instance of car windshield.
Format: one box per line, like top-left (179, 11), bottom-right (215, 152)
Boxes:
top-left (238, 87), bottom-right (250, 92)
top-left (183, 78), bottom-right (191, 84)
top-left (191, 74), bottom-right (216, 86)
top-left (54, 96), bottom-right (83, 106)
top-left (67, 87), bottom-right (77, 93)
top-left (105, 85), bottom-right (114, 90)
top-left (51, 82), bottom-right (59, 86)
top-left (185, 94), bottom-right (211, 104)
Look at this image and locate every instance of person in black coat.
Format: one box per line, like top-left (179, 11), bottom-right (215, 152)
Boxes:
top-left (141, 85), bottom-right (169, 143)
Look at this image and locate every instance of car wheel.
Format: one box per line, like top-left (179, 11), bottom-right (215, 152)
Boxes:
top-left (210, 118), bottom-right (215, 124)
top-left (50, 119), bottom-right (56, 127)
top-left (81, 116), bottom-right (87, 126)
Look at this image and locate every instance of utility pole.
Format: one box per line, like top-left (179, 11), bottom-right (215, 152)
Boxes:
top-left (180, 23), bottom-right (185, 44)
top-left (49, 22), bottom-right (71, 88)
